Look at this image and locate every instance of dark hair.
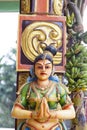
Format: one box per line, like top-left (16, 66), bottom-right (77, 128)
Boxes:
top-left (45, 45), bottom-right (57, 56)
top-left (34, 45), bottom-right (57, 64)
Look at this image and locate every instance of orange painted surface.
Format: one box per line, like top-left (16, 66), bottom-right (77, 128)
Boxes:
top-left (35, 0), bottom-right (49, 13)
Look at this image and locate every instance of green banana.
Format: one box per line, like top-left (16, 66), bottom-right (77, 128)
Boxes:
top-left (69, 77), bottom-right (75, 84)
top-left (74, 67), bottom-right (80, 78)
top-left (71, 67), bottom-right (75, 78)
top-left (65, 72), bottom-right (71, 79)
top-left (73, 59), bottom-right (80, 67)
top-left (78, 71), bottom-right (87, 78)
top-left (77, 79), bottom-right (86, 86)
top-left (81, 63), bottom-right (87, 68)
top-left (68, 61), bottom-right (73, 67)
top-left (77, 63), bottom-right (87, 68)
top-left (79, 82), bottom-right (87, 87)
top-left (70, 66), bottom-right (80, 79)
top-left (70, 47), bottom-right (75, 54)
top-left (74, 44), bottom-right (84, 54)
top-left (65, 51), bottom-right (72, 58)
top-left (80, 67), bottom-right (87, 71)
top-left (73, 43), bottom-right (79, 50)
top-left (71, 55), bottom-right (76, 63)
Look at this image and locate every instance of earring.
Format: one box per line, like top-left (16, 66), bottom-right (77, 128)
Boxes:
top-left (30, 66), bottom-right (35, 77)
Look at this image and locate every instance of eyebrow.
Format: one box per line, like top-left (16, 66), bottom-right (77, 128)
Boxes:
top-left (36, 63), bottom-right (52, 65)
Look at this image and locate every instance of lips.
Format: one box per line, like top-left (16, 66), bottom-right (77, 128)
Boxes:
top-left (40, 72), bottom-right (47, 75)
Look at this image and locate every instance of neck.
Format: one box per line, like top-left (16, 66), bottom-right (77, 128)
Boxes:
top-left (36, 79), bottom-right (49, 88)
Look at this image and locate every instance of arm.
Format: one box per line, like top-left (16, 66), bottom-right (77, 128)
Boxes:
top-left (42, 96), bottom-right (75, 119)
top-left (56, 83), bottom-right (75, 119)
top-left (50, 104), bottom-right (75, 119)
top-left (11, 91), bottom-right (44, 119)
top-left (11, 103), bottom-right (32, 119)
top-left (11, 83), bottom-right (32, 119)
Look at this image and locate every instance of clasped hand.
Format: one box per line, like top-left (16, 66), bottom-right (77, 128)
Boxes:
top-left (32, 97), bottom-right (52, 119)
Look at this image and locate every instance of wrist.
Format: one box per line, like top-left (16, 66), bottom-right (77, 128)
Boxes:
top-left (50, 110), bottom-right (58, 119)
top-left (28, 111), bottom-right (33, 119)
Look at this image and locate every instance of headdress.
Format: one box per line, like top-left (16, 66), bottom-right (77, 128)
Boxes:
top-left (34, 43), bottom-right (57, 64)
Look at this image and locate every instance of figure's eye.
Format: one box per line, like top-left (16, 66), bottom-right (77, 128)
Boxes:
top-left (45, 66), bottom-right (50, 69)
top-left (37, 66), bottom-right (43, 69)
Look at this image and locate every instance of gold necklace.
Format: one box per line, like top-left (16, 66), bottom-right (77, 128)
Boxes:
top-left (35, 81), bottom-right (50, 91)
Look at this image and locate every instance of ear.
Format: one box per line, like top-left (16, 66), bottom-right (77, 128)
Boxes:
top-left (51, 66), bottom-right (55, 76)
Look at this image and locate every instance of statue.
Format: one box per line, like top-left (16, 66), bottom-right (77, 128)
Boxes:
top-left (11, 45), bottom-right (75, 130)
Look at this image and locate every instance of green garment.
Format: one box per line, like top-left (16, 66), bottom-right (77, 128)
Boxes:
top-left (19, 81), bottom-right (72, 111)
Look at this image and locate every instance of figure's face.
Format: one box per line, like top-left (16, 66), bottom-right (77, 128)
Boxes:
top-left (35, 59), bottom-right (53, 81)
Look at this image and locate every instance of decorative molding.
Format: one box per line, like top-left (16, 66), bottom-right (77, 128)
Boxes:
top-left (0, 0), bottom-right (19, 12)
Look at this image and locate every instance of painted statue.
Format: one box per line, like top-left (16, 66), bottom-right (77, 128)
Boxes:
top-left (11, 45), bottom-right (75, 130)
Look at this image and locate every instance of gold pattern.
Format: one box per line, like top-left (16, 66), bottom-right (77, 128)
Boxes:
top-left (21, 0), bottom-right (30, 14)
top-left (21, 22), bottom-right (62, 64)
top-left (18, 72), bottom-right (29, 89)
top-left (53, 0), bottom-right (63, 16)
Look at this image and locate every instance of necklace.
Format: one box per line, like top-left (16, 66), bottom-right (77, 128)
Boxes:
top-left (35, 80), bottom-right (51, 91)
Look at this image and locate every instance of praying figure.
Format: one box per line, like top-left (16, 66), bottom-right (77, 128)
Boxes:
top-left (11, 45), bottom-right (75, 130)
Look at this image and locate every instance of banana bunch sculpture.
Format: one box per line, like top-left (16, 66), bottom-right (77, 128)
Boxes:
top-left (65, 43), bottom-right (87, 92)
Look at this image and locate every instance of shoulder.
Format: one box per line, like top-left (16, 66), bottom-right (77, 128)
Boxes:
top-left (17, 82), bottom-right (30, 96)
top-left (54, 81), bottom-right (67, 95)
top-left (49, 81), bottom-right (67, 98)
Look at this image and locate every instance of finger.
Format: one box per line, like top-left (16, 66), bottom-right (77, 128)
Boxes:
top-left (44, 97), bottom-right (49, 110)
top-left (38, 100), bottom-right (44, 118)
top-left (43, 98), bottom-right (50, 118)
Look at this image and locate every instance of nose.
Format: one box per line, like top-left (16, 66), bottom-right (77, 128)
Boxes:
top-left (42, 65), bottom-right (45, 71)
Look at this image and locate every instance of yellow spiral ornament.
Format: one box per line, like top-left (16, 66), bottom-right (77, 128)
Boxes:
top-left (21, 21), bottom-right (62, 64)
